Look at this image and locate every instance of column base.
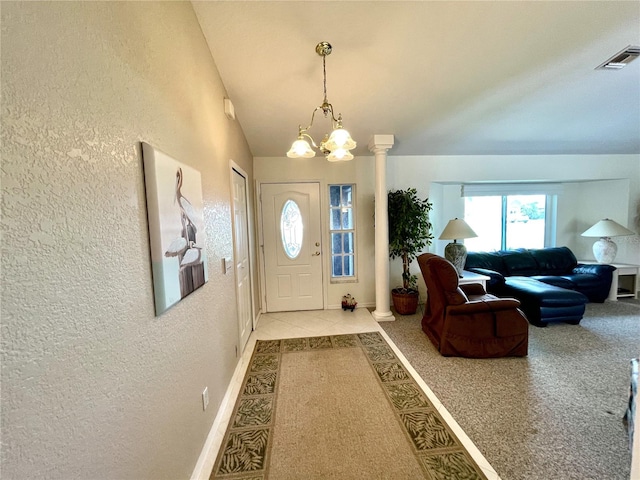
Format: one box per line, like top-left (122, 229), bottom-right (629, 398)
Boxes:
top-left (372, 310), bottom-right (396, 322)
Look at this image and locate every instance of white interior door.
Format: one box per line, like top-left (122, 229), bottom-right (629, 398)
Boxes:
top-left (261, 183), bottom-right (323, 312)
top-left (232, 168), bottom-right (253, 353)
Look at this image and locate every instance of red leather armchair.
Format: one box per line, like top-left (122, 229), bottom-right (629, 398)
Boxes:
top-left (417, 253), bottom-right (528, 358)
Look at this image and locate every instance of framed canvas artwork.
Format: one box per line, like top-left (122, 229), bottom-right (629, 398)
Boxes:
top-left (142, 142), bottom-right (208, 315)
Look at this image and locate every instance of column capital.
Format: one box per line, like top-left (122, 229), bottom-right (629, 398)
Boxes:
top-left (368, 134), bottom-right (395, 153)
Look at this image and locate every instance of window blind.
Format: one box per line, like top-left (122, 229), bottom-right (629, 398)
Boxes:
top-left (461, 183), bottom-right (564, 197)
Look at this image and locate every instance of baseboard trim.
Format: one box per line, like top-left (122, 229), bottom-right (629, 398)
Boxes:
top-left (327, 301), bottom-right (376, 310)
top-left (253, 310), bottom-right (262, 330)
top-left (190, 333), bottom-right (258, 480)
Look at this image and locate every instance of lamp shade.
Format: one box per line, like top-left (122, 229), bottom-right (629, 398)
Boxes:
top-left (438, 218), bottom-right (478, 241)
top-left (581, 218), bottom-right (635, 238)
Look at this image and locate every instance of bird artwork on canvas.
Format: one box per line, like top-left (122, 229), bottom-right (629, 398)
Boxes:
top-left (165, 168), bottom-right (205, 298)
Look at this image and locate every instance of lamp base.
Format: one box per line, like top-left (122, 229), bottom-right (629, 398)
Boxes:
top-left (592, 237), bottom-right (617, 264)
top-left (444, 242), bottom-right (467, 277)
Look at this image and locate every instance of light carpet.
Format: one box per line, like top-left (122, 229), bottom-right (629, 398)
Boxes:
top-left (210, 332), bottom-right (489, 479)
top-left (381, 299), bottom-right (640, 480)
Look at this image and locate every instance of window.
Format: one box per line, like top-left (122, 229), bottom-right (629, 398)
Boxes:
top-left (329, 185), bottom-right (356, 279)
top-left (280, 199), bottom-right (303, 259)
top-left (460, 183), bottom-right (561, 252)
top-left (464, 195), bottom-right (548, 251)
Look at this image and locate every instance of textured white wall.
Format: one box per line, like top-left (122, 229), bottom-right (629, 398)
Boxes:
top-left (1, 2), bottom-right (254, 479)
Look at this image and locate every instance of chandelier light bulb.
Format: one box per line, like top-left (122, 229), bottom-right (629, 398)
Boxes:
top-left (332, 129), bottom-right (348, 147)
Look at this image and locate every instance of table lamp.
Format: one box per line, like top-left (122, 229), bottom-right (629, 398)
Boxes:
top-left (439, 218), bottom-right (478, 276)
top-left (581, 218), bottom-right (635, 264)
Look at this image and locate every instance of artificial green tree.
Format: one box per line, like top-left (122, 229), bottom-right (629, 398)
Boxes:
top-left (388, 188), bottom-right (433, 293)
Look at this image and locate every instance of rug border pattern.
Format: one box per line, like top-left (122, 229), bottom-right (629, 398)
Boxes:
top-left (210, 332), bottom-right (488, 480)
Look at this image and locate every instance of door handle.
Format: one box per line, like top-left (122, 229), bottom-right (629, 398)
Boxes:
top-left (312, 251), bottom-right (321, 256)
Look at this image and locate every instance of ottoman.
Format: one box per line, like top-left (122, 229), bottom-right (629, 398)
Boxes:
top-left (499, 276), bottom-right (588, 327)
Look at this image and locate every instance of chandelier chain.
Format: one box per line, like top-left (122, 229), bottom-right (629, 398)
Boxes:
top-left (322, 54), bottom-right (328, 105)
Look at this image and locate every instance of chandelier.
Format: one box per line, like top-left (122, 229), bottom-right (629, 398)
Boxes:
top-left (286, 42), bottom-right (356, 162)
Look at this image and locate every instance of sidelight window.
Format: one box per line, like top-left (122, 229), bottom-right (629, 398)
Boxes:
top-left (329, 185), bottom-right (356, 280)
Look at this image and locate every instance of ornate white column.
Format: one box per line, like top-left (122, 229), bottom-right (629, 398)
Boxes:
top-left (368, 135), bottom-right (395, 322)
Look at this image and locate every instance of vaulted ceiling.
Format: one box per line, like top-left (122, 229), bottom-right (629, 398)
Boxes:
top-left (192, 1), bottom-right (640, 157)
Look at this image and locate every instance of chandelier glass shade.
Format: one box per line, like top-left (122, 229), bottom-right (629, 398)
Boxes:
top-left (286, 138), bottom-right (315, 158)
top-left (286, 42), bottom-right (356, 161)
top-left (327, 148), bottom-right (354, 162)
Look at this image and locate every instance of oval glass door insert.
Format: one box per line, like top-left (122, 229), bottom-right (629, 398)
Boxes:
top-left (281, 199), bottom-right (303, 259)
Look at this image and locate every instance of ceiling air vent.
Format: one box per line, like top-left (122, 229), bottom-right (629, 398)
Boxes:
top-left (596, 45), bottom-right (640, 70)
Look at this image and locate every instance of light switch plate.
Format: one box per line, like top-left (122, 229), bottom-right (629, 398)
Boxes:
top-left (223, 257), bottom-right (233, 274)
top-left (202, 387), bottom-right (209, 411)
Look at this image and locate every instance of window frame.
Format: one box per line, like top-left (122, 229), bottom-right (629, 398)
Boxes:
top-left (328, 184), bottom-right (357, 283)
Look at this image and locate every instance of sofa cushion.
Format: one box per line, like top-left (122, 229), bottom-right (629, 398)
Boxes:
top-left (504, 277), bottom-right (587, 307)
top-left (530, 246), bottom-right (577, 275)
top-left (501, 250), bottom-right (539, 276)
top-left (465, 251), bottom-right (506, 273)
top-left (532, 275), bottom-right (576, 290)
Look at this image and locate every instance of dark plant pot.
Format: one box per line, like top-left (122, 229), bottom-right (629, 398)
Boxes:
top-left (391, 289), bottom-right (419, 315)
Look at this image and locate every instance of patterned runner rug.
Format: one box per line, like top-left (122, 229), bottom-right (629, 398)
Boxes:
top-left (211, 331), bottom-right (488, 479)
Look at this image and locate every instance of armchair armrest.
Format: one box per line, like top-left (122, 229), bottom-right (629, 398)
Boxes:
top-left (460, 283), bottom-right (487, 296)
top-left (447, 298), bottom-right (521, 316)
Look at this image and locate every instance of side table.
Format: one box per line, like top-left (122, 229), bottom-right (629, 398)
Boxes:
top-left (579, 261), bottom-right (639, 301)
top-left (610, 264), bottom-right (639, 301)
top-left (459, 270), bottom-right (490, 290)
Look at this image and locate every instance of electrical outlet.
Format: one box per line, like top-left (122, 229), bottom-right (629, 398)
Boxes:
top-left (202, 387), bottom-right (209, 411)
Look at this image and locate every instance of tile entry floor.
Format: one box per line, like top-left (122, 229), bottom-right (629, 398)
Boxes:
top-left (201, 308), bottom-right (501, 480)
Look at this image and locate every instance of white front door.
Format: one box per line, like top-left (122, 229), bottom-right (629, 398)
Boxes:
top-left (232, 168), bottom-right (253, 353)
top-left (261, 182), bottom-right (324, 312)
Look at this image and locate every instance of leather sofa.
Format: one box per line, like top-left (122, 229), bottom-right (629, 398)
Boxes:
top-left (464, 247), bottom-right (615, 327)
top-left (417, 253), bottom-right (528, 358)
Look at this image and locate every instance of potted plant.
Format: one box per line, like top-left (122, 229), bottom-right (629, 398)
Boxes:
top-left (388, 188), bottom-right (433, 314)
